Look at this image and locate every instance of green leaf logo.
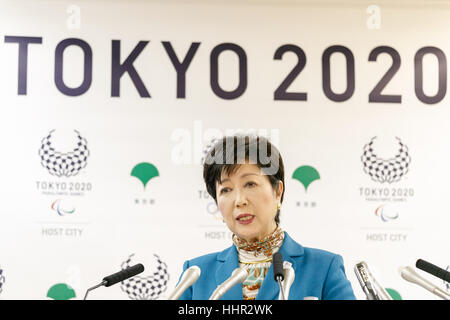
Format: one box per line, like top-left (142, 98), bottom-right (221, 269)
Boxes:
top-left (47, 283), bottom-right (76, 300)
top-left (292, 165), bottom-right (320, 192)
top-left (131, 162), bottom-right (160, 189)
top-left (385, 288), bottom-right (402, 300)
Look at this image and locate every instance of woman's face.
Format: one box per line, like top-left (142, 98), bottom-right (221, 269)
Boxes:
top-left (216, 163), bottom-right (283, 242)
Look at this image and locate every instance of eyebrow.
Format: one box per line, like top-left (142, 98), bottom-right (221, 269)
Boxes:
top-left (219, 173), bottom-right (259, 184)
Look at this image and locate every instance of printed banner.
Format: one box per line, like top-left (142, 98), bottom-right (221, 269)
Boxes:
top-left (0, 0), bottom-right (449, 300)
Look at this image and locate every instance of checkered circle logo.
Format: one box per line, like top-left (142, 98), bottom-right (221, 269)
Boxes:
top-left (120, 254), bottom-right (169, 300)
top-left (0, 266), bottom-right (5, 294)
top-left (201, 137), bottom-right (220, 165)
top-left (361, 137), bottom-right (411, 183)
top-left (39, 129), bottom-right (89, 177)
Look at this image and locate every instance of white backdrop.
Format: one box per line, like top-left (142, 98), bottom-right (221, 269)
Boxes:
top-left (0, 0), bottom-right (449, 300)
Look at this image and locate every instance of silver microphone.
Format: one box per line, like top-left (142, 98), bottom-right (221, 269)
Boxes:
top-left (278, 261), bottom-right (295, 300)
top-left (399, 266), bottom-right (450, 300)
top-left (354, 261), bottom-right (390, 300)
top-left (366, 262), bottom-right (392, 300)
top-left (373, 276), bottom-right (393, 300)
top-left (167, 265), bottom-right (201, 300)
top-left (209, 267), bottom-right (248, 300)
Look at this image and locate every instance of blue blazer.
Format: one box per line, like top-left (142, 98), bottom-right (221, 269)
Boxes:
top-left (177, 232), bottom-right (356, 300)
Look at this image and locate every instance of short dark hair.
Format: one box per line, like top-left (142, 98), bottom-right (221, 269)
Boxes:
top-left (203, 135), bottom-right (285, 224)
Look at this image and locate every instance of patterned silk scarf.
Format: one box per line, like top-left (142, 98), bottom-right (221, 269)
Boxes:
top-left (232, 227), bottom-right (285, 300)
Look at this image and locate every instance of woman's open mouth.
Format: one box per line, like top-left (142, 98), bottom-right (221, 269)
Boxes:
top-left (236, 214), bottom-right (255, 225)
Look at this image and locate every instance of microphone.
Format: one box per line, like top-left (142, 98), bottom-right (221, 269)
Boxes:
top-left (399, 266), bottom-right (450, 300)
top-left (278, 261), bottom-right (295, 300)
top-left (209, 267), bottom-right (247, 300)
top-left (273, 252), bottom-right (286, 300)
top-left (167, 265), bottom-right (201, 300)
top-left (373, 276), bottom-right (393, 300)
top-left (416, 259), bottom-right (450, 283)
top-left (273, 252), bottom-right (284, 281)
top-left (354, 261), bottom-right (391, 300)
top-left (103, 264), bottom-right (145, 287)
top-left (83, 263), bottom-right (145, 300)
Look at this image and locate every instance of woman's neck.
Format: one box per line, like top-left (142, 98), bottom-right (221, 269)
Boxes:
top-left (243, 224), bottom-right (279, 243)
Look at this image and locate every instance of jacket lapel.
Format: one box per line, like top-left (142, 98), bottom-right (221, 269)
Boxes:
top-left (256, 232), bottom-right (304, 300)
top-left (214, 232), bottom-right (305, 300)
top-left (215, 245), bottom-right (243, 300)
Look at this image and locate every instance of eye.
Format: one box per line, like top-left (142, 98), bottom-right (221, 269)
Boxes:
top-left (220, 187), bottom-right (231, 194)
top-left (246, 181), bottom-right (256, 187)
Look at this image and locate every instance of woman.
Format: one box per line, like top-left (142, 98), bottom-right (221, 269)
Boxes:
top-left (177, 135), bottom-right (356, 300)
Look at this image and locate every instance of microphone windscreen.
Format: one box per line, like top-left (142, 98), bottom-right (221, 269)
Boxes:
top-left (273, 252), bottom-right (284, 281)
top-left (416, 259), bottom-right (450, 283)
top-left (103, 263), bottom-right (145, 287)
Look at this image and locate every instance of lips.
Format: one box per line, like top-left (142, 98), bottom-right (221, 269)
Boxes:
top-left (236, 213), bottom-right (255, 225)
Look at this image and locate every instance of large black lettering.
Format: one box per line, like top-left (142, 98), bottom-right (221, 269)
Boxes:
top-left (4, 36), bottom-right (43, 95)
top-left (111, 40), bottom-right (150, 97)
top-left (368, 46), bottom-right (401, 103)
top-left (415, 46), bottom-right (447, 104)
top-left (55, 38), bottom-right (92, 96)
top-left (162, 42), bottom-right (200, 98)
top-left (322, 45), bottom-right (355, 102)
top-left (210, 43), bottom-right (247, 100)
top-left (273, 44), bottom-right (307, 101)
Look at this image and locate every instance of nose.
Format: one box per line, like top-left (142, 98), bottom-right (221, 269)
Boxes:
top-left (235, 189), bottom-right (248, 207)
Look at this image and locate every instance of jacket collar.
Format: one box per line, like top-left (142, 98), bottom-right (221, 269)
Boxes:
top-left (215, 231), bottom-right (304, 300)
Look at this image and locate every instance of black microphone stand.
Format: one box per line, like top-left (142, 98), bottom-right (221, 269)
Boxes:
top-left (273, 252), bottom-right (286, 300)
top-left (276, 275), bottom-right (286, 300)
top-left (83, 263), bottom-right (145, 300)
top-left (83, 280), bottom-right (107, 300)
